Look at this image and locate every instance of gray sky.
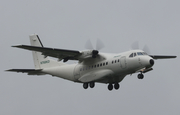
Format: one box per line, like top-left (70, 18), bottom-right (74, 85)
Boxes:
top-left (1, 0), bottom-right (180, 115)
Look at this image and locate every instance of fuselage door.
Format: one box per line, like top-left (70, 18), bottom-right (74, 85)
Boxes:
top-left (120, 56), bottom-right (127, 69)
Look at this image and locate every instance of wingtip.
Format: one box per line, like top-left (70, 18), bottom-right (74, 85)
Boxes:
top-left (171, 56), bottom-right (177, 58)
top-left (5, 69), bottom-right (12, 72)
top-left (11, 45), bottom-right (23, 48)
top-left (11, 45), bottom-right (17, 47)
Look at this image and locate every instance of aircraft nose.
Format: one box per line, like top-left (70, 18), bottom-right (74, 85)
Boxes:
top-left (149, 59), bottom-right (154, 66)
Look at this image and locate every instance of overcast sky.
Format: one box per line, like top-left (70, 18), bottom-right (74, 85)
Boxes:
top-left (1, 0), bottom-right (180, 115)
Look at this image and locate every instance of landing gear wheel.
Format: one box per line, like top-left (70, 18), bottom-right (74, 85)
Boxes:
top-left (90, 82), bottom-right (95, 88)
top-left (83, 83), bottom-right (88, 89)
top-left (138, 74), bottom-right (144, 79)
top-left (108, 84), bottom-right (113, 91)
top-left (114, 83), bottom-right (120, 90)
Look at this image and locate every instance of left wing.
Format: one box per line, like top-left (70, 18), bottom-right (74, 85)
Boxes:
top-left (78, 69), bottom-right (113, 83)
top-left (6, 69), bottom-right (45, 75)
top-left (12, 45), bottom-right (81, 62)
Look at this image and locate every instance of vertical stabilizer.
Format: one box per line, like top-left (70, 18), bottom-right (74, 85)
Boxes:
top-left (29, 34), bottom-right (64, 69)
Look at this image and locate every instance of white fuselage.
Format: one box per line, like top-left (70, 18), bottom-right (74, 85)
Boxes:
top-left (42, 50), bottom-right (154, 84)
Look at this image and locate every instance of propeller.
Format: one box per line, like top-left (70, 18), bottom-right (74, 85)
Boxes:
top-left (96, 38), bottom-right (105, 51)
top-left (131, 41), bottom-right (151, 54)
top-left (85, 39), bottom-right (105, 58)
top-left (85, 39), bottom-right (105, 50)
top-left (85, 39), bottom-right (94, 50)
top-left (143, 45), bottom-right (151, 54)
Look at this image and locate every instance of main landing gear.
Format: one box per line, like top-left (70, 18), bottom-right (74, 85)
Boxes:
top-left (83, 82), bottom-right (120, 91)
top-left (108, 83), bottom-right (120, 91)
top-left (83, 82), bottom-right (95, 89)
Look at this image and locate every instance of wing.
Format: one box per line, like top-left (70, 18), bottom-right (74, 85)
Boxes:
top-left (149, 55), bottom-right (177, 59)
top-left (12, 45), bottom-right (81, 62)
top-left (78, 69), bottom-right (113, 83)
top-left (6, 69), bottom-right (45, 75)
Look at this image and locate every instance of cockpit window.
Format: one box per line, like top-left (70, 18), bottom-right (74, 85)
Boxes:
top-left (134, 53), bottom-right (136, 57)
top-left (137, 52), bottom-right (143, 55)
top-left (129, 53), bottom-right (133, 57)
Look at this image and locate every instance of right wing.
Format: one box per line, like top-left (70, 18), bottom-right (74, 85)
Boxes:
top-left (6, 69), bottom-right (45, 75)
top-left (149, 55), bottom-right (177, 59)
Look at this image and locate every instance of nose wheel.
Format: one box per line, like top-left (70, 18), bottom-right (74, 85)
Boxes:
top-left (138, 73), bottom-right (144, 79)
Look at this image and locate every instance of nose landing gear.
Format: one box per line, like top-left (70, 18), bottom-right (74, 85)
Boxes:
top-left (138, 73), bottom-right (144, 79)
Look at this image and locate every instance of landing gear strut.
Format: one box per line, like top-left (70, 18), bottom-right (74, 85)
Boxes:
top-left (138, 73), bottom-right (144, 79)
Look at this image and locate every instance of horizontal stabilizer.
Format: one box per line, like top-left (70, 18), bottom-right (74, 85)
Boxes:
top-left (6, 69), bottom-right (45, 75)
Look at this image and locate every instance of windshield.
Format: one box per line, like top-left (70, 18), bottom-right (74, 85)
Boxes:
top-left (137, 52), bottom-right (147, 56)
top-left (137, 52), bottom-right (143, 55)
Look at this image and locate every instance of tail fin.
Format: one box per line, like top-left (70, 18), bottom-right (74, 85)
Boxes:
top-left (29, 34), bottom-right (65, 69)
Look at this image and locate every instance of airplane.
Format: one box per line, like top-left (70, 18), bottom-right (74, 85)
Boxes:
top-left (6, 34), bottom-right (177, 91)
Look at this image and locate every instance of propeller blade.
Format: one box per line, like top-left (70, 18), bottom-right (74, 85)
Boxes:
top-left (131, 41), bottom-right (139, 50)
top-left (143, 45), bottom-right (151, 54)
top-left (96, 38), bottom-right (105, 50)
top-left (85, 39), bottom-right (94, 50)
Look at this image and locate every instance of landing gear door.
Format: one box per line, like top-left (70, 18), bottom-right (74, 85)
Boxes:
top-left (120, 56), bottom-right (127, 69)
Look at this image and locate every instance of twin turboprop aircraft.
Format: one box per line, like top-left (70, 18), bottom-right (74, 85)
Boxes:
top-left (7, 35), bottom-right (177, 91)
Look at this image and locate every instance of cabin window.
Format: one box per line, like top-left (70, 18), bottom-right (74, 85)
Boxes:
top-left (94, 65), bottom-right (96, 68)
top-left (100, 63), bottom-right (102, 66)
top-left (134, 53), bottom-right (136, 57)
top-left (103, 63), bottom-right (105, 66)
top-left (97, 64), bottom-right (99, 67)
top-left (118, 59), bottom-right (119, 62)
top-left (112, 61), bottom-right (114, 64)
top-left (106, 62), bottom-right (108, 65)
top-left (115, 60), bottom-right (116, 63)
